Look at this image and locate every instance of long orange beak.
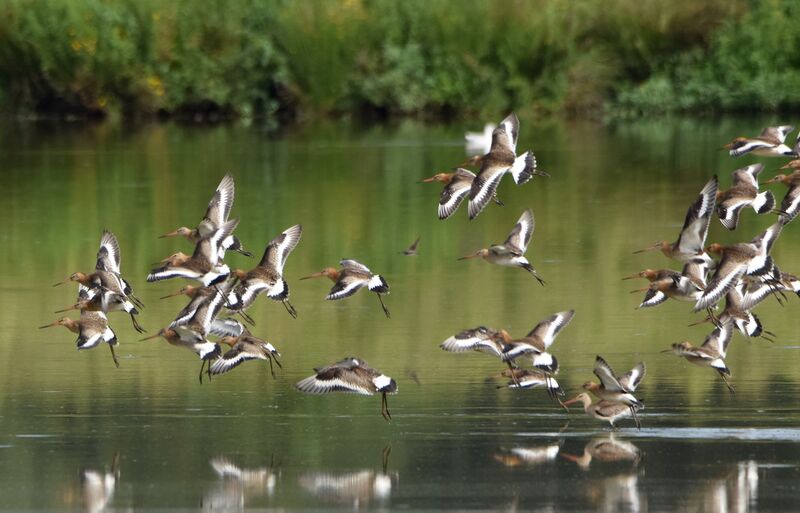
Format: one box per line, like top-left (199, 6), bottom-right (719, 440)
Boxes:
top-left (561, 397), bottom-right (580, 407)
top-left (621, 273), bottom-right (643, 281)
top-left (160, 290), bottom-right (185, 300)
top-left (632, 243), bottom-right (660, 254)
top-left (418, 175), bottom-right (438, 183)
top-left (629, 287), bottom-right (649, 294)
top-left (54, 304), bottom-right (78, 313)
top-left (158, 230), bottom-right (181, 239)
top-left (764, 175), bottom-right (784, 184)
top-left (299, 271), bottom-right (326, 280)
top-left (38, 321), bottom-right (59, 329)
top-left (140, 333), bottom-right (161, 341)
top-left (457, 251), bottom-right (482, 261)
top-left (52, 279), bottom-right (69, 287)
top-left (687, 317), bottom-right (711, 327)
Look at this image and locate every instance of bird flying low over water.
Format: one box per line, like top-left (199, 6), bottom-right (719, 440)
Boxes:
top-left (295, 357), bottom-right (398, 421)
top-left (690, 286), bottom-right (775, 342)
top-left (723, 125), bottom-right (795, 157)
top-left (466, 113), bottom-right (547, 220)
top-left (141, 327), bottom-right (221, 384)
top-left (420, 169), bottom-right (504, 220)
top-left (583, 356), bottom-right (646, 430)
top-left (634, 176), bottom-right (718, 265)
top-left (716, 164), bottom-right (777, 230)
top-left (664, 319), bottom-right (735, 393)
top-left (159, 173), bottom-right (252, 257)
top-left (227, 224), bottom-right (302, 319)
top-left (40, 309), bottom-right (120, 367)
top-left (301, 259), bottom-right (391, 318)
top-left (459, 209), bottom-right (545, 285)
top-left (210, 331), bottom-right (282, 378)
top-left (694, 219), bottom-right (785, 312)
top-left (439, 326), bottom-right (504, 357)
top-left (147, 218), bottom-right (240, 286)
top-left (497, 309), bottom-right (576, 375)
top-left (765, 168), bottom-right (800, 224)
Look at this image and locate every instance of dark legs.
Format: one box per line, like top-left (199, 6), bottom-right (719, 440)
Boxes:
top-left (108, 344), bottom-right (120, 368)
top-left (130, 313), bottom-right (146, 333)
top-left (283, 299), bottom-right (298, 319)
top-left (376, 294), bottom-right (391, 318)
top-left (380, 392), bottom-right (392, 421)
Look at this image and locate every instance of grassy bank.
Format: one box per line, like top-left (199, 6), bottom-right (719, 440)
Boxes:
top-left (2, 0), bottom-right (793, 122)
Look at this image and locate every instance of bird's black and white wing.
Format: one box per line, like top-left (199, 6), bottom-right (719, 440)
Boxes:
top-left (638, 287), bottom-right (668, 308)
top-left (468, 162), bottom-right (509, 219)
top-left (200, 173), bottom-right (235, 234)
top-left (340, 259), bottom-right (372, 274)
top-left (259, 224), bottom-right (303, 274)
top-left (504, 209), bottom-right (535, 254)
top-left (526, 309), bottom-right (575, 350)
top-left (593, 356), bottom-right (624, 392)
top-left (326, 272), bottom-right (368, 300)
top-left (760, 126), bottom-right (794, 144)
top-left (439, 326), bottom-right (501, 357)
top-left (731, 164), bottom-right (764, 188)
top-left (694, 257), bottom-right (748, 311)
top-left (96, 230), bottom-right (122, 273)
top-left (438, 169), bottom-right (475, 219)
top-left (676, 176), bottom-right (718, 255)
top-left (618, 362), bottom-right (646, 392)
top-left (701, 320), bottom-right (734, 358)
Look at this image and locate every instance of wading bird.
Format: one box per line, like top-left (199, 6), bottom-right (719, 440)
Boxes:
top-left (40, 310), bottom-right (119, 367)
top-left (634, 176), bottom-right (718, 265)
top-left (663, 319), bottom-right (735, 393)
top-left (159, 173), bottom-right (252, 257)
top-left (227, 224), bottom-right (302, 318)
top-left (147, 218), bottom-right (240, 286)
top-left (582, 356), bottom-right (646, 429)
top-left (466, 113), bottom-right (547, 219)
top-left (716, 164), bottom-right (776, 230)
top-left (562, 393), bottom-right (641, 429)
top-left (694, 220), bottom-right (785, 312)
top-left (295, 357), bottom-right (398, 421)
top-left (439, 326), bottom-right (504, 357)
top-left (53, 230), bottom-right (144, 310)
top-left (140, 327), bottom-right (221, 384)
top-left (210, 331), bottom-right (282, 378)
top-left (629, 258), bottom-right (708, 309)
top-left (301, 259), bottom-right (391, 318)
top-left (419, 169), bottom-right (503, 220)
top-left (723, 125), bottom-right (795, 157)
top-left (497, 309), bottom-right (576, 375)
top-left (459, 208), bottom-right (545, 284)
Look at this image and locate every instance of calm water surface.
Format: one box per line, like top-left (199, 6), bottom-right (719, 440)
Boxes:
top-left (2, 117), bottom-right (800, 511)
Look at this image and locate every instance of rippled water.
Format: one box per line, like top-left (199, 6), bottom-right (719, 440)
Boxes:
top-left (2, 116), bottom-right (800, 511)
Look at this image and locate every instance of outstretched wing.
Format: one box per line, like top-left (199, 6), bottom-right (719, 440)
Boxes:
top-left (618, 362), bottom-right (646, 392)
top-left (438, 169), bottom-right (475, 219)
top-left (593, 356), bottom-right (624, 392)
top-left (259, 224), bottom-right (302, 273)
top-left (96, 230), bottom-right (121, 273)
top-left (201, 173), bottom-right (235, 232)
top-left (503, 209), bottom-right (535, 254)
top-left (676, 176), bottom-right (718, 254)
top-left (526, 309), bottom-right (575, 349)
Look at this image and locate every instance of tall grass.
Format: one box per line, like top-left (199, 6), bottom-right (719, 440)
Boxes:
top-left (2, 0), bottom-right (786, 121)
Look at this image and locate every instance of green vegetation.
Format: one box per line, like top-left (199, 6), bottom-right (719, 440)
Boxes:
top-left (2, 0), bottom-right (797, 121)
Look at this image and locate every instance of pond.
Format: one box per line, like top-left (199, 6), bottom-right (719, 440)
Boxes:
top-left (1, 116), bottom-right (799, 511)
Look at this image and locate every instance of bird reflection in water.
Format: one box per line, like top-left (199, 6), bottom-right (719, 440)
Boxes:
top-left (59, 452), bottom-right (120, 513)
top-left (493, 442), bottom-right (561, 467)
top-left (201, 456), bottom-right (280, 512)
top-left (299, 445), bottom-right (398, 509)
top-left (684, 460), bottom-right (759, 513)
top-left (562, 436), bottom-right (644, 513)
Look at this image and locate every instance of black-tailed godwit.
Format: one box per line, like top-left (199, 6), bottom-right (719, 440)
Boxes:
top-left (582, 356), bottom-right (646, 429)
top-left (634, 176), bottom-right (718, 264)
top-left (159, 173), bottom-right (252, 257)
top-left (459, 208), bottom-right (545, 284)
top-left (295, 357), bottom-right (397, 421)
top-left (300, 259), bottom-right (391, 318)
top-left (210, 331), bottom-right (282, 377)
top-left (562, 393), bottom-right (642, 429)
top-left (466, 113), bottom-right (547, 219)
top-left (765, 169), bottom-right (800, 223)
top-left (724, 126), bottom-right (795, 157)
top-left (40, 309), bottom-right (119, 367)
top-left (664, 319), bottom-right (735, 393)
top-left (227, 224), bottom-right (302, 318)
top-left (716, 164), bottom-right (777, 230)
top-left (420, 169), bottom-right (503, 219)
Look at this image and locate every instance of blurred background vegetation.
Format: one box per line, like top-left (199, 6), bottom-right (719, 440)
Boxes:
top-left (0, 0), bottom-right (798, 122)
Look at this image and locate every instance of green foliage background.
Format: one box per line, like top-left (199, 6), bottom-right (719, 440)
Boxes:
top-left (1, 0), bottom-right (798, 120)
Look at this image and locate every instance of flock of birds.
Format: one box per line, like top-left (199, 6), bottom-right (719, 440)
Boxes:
top-left (41, 116), bottom-right (800, 427)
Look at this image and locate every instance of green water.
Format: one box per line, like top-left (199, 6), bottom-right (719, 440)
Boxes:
top-left (2, 117), bottom-right (800, 511)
